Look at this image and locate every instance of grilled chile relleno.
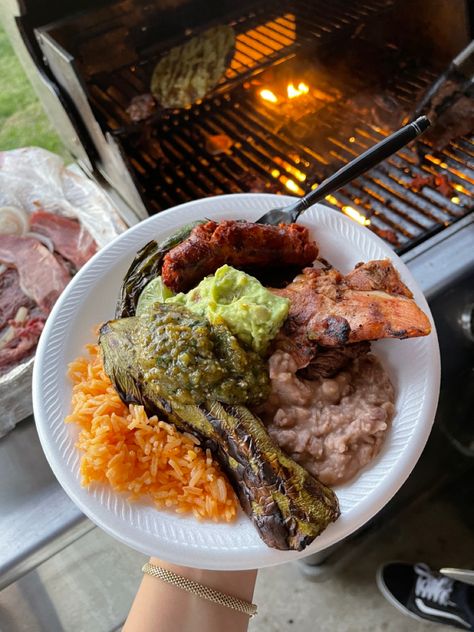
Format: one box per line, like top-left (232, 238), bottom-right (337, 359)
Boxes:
top-left (99, 304), bottom-right (340, 550)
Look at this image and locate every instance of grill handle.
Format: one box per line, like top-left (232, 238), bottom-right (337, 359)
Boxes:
top-left (285, 116), bottom-right (431, 221)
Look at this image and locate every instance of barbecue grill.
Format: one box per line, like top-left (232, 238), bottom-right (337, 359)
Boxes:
top-left (9, 0), bottom-right (473, 253)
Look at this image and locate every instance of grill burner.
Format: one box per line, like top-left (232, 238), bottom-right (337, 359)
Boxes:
top-left (38, 0), bottom-right (473, 253)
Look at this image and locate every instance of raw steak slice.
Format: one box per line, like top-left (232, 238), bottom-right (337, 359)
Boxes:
top-left (0, 235), bottom-right (71, 312)
top-left (0, 313), bottom-right (46, 373)
top-left (30, 210), bottom-right (97, 269)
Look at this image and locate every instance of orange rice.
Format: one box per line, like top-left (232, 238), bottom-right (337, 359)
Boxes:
top-left (66, 342), bottom-right (237, 522)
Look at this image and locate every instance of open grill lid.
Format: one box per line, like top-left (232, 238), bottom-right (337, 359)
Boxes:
top-left (18, 0), bottom-right (474, 252)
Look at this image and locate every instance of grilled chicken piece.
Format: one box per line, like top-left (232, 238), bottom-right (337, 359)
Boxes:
top-left (161, 220), bottom-right (318, 292)
top-left (345, 259), bottom-right (413, 297)
top-left (272, 260), bottom-right (431, 349)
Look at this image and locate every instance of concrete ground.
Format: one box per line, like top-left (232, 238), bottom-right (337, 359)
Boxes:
top-left (251, 493), bottom-right (473, 632)
top-left (1, 482), bottom-right (472, 632)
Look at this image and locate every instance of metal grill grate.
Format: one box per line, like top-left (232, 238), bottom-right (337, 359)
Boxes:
top-left (88, 0), bottom-right (395, 116)
top-left (86, 1), bottom-right (473, 253)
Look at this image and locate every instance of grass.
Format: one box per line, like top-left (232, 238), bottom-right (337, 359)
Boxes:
top-left (0, 25), bottom-right (69, 158)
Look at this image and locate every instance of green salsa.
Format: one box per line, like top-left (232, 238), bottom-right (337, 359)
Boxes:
top-left (134, 303), bottom-right (269, 406)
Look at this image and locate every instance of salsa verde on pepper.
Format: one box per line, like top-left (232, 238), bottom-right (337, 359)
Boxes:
top-left (134, 303), bottom-right (269, 406)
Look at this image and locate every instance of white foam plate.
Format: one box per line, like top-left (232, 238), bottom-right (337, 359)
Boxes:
top-left (33, 194), bottom-right (440, 570)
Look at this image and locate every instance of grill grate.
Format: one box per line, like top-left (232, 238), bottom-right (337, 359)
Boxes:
top-left (86, 1), bottom-right (473, 253)
top-left (89, 0), bottom-right (395, 112)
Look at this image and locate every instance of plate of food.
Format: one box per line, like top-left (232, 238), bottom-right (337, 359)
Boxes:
top-left (32, 193), bottom-right (440, 569)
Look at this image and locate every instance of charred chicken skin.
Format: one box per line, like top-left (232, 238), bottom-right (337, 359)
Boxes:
top-left (161, 220), bottom-right (318, 292)
top-left (272, 260), bottom-right (431, 352)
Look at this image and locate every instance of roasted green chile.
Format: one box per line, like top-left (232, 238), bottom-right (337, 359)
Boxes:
top-left (99, 306), bottom-right (340, 551)
top-left (116, 220), bottom-right (205, 318)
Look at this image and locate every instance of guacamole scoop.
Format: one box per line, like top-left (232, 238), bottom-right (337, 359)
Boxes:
top-left (167, 265), bottom-right (289, 353)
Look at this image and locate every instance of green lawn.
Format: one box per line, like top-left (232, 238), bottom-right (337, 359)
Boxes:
top-left (0, 26), bottom-right (68, 157)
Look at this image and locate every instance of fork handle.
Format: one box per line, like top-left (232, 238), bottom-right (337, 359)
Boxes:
top-left (286, 116), bottom-right (431, 222)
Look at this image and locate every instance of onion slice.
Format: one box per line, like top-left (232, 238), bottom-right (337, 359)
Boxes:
top-left (0, 325), bottom-right (15, 350)
top-left (0, 206), bottom-right (29, 236)
top-left (25, 231), bottom-right (55, 252)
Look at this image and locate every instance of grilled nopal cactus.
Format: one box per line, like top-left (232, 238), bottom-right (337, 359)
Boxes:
top-left (99, 314), bottom-right (340, 551)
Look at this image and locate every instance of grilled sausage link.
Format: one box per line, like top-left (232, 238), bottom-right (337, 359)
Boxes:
top-left (161, 220), bottom-right (318, 292)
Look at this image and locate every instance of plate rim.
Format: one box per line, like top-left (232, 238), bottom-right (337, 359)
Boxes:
top-left (32, 193), bottom-right (440, 569)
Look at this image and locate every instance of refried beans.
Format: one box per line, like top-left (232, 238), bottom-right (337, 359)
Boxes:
top-left (259, 351), bottom-right (395, 486)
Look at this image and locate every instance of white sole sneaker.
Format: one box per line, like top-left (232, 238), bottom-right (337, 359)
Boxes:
top-left (375, 563), bottom-right (434, 626)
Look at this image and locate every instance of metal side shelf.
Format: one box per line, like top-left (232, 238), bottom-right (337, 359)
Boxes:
top-left (0, 417), bottom-right (93, 591)
top-left (401, 213), bottom-right (474, 300)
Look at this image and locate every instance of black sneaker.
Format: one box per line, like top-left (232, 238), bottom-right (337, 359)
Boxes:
top-left (376, 562), bottom-right (474, 630)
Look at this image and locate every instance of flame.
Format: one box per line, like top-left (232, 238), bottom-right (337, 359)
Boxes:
top-left (453, 183), bottom-right (469, 194)
top-left (260, 89), bottom-right (278, 103)
top-left (277, 176), bottom-right (304, 195)
top-left (284, 178), bottom-right (301, 194)
top-left (287, 82), bottom-right (309, 99)
top-left (426, 155), bottom-right (448, 169)
top-left (322, 194), bottom-right (371, 226)
top-left (273, 156), bottom-right (306, 182)
top-left (342, 205), bottom-right (371, 226)
top-left (450, 196), bottom-right (461, 205)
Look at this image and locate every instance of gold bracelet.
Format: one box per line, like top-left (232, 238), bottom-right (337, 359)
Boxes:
top-left (142, 562), bottom-right (257, 618)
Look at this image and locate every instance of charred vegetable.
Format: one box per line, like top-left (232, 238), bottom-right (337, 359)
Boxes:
top-left (150, 26), bottom-right (235, 109)
top-left (116, 221), bottom-right (205, 318)
top-left (99, 307), bottom-right (340, 551)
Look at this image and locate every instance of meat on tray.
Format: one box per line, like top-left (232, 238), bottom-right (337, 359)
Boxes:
top-left (30, 210), bottom-right (97, 269)
top-left (0, 312), bottom-right (46, 373)
top-left (0, 268), bottom-right (36, 330)
top-left (0, 211), bottom-right (98, 374)
top-left (161, 220), bottom-right (319, 292)
top-left (0, 235), bottom-right (71, 313)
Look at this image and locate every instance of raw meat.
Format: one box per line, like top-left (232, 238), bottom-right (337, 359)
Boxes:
top-left (0, 314), bottom-right (46, 373)
top-left (0, 268), bottom-right (35, 329)
top-left (30, 210), bottom-right (97, 269)
top-left (0, 235), bottom-right (71, 312)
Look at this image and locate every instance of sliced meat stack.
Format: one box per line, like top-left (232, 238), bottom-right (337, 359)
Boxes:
top-left (0, 211), bottom-right (98, 374)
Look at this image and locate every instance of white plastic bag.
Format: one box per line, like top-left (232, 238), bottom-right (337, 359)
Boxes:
top-left (0, 147), bottom-right (127, 437)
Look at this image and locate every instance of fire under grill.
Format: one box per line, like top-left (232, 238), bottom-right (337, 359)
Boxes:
top-left (37, 0), bottom-right (473, 253)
